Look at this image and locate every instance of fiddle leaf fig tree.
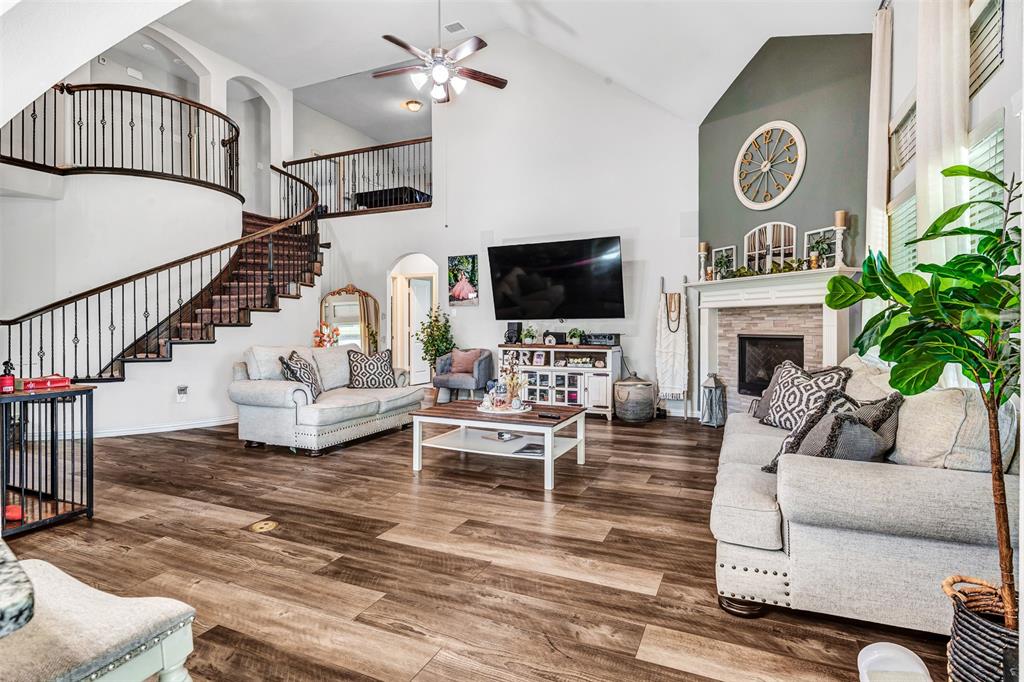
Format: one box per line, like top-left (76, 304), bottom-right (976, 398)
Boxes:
top-left (825, 165), bottom-right (1021, 630)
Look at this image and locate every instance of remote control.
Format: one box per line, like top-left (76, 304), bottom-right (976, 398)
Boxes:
top-left (538, 412), bottom-right (560, 419)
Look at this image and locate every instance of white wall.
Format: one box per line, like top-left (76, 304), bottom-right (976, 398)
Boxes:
top-left (89, 47), bottom-right (199, 101)
top-left (293, 102), bottom-right (378, 158)
top-left (229, 95), bottom-right (272, 214)
top-left (90, 287), bottom-right (319, 436)
top-left (0, 0), bottom-right (187, 123)
top-left (321, 30), bottom-right (699, 406)
top-left (0, 171), bottom-right (240, 318)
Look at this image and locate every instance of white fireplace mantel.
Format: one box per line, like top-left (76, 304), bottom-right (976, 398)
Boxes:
top-left (690, 267), bottom-right (860, 392)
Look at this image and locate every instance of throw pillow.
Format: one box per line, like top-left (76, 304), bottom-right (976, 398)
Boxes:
top-left (752, 364), bottom-right (785, 420)
top-left (451, 348), bottom-right (480, 374)
top-left (760, 360), bottom-right (853, 430)
top-left (348, 349), bottom-right (398, 389)
top-left (762, 389), bottom-right (860, 473)
top-left (279, 350), bottom-right (323, 400)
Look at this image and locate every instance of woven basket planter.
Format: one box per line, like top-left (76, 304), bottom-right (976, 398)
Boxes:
top-left (943, 576), bottom-right (1018, 682)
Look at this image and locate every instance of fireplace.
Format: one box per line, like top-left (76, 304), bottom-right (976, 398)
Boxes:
top-left (737, 335), bottom-right (803, 396)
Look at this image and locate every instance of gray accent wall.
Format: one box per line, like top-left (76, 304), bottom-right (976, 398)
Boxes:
top-left (699, 34), bottom-right (872, 266)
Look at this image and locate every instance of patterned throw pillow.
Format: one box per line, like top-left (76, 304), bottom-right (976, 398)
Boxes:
top-left (348, 349), bottom-right (398, 389)
top-left (279, 350), bottom-right (323, 400)
top-left (760, 361), bottom-right (853, 430)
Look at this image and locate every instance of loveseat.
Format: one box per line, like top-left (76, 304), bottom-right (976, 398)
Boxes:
top-left (710, 354), bottom-right (1020, 634)
top-left (229, 344), bottom-right (424, 456)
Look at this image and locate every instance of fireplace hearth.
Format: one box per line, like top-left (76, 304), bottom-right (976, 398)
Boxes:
top-left (737, 335), bottom-right (803, 396)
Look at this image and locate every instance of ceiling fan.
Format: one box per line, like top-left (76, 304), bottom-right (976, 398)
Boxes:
top-left (371, 33), bottom-right (508, 103)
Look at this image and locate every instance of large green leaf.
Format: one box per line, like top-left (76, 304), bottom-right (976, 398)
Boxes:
top-left (917, 328), bottom-right (991, 368)
top-left (874, 252), bottom-right (913, 304)
top-left (825, 276), bottom-right (873, 309)
top-left (889, 352), bottom-right (947, 395)
top-left (860, 251), bottom-right (892, 299)
top-left (852, 306), bottom-right (897, 354)
top-left (878, 320), bottom-right (927, 362)
top-left (942, 164), bottom-right (1007, 189)
top-left (907, 225), bottom-right (1002, 244)
top-left (898, 272), bottom-right (928, 295)
top-left (913, 201), bottom-right (999, 243)
top-left (916, 254), bottom-right (997, 285)
top-left (910, 276), bottom-right (956, 323)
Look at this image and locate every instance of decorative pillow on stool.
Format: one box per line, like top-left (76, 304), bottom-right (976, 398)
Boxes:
top-left (451, 348), bottom-right (481, 374)
top-left (279, 350), bottom-right (323, 400)
top-left (760, 360), bottom-right (853, 430)
top-left (348, 349), bottom-right (398, 389)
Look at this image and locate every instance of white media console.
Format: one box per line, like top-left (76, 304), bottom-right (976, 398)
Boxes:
top-left (499, 344), bottom-right (622, 422)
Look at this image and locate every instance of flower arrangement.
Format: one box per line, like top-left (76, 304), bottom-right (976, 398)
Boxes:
top-left (500, 350), bottom-right (524, 398)
top-left (312, 323), bottom-right (341, 348)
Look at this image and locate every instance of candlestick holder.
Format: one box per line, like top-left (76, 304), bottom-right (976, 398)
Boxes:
top-left (833, 224), bottom-right (847, 267)
top-left (698, 252), bottom-right (707, 281)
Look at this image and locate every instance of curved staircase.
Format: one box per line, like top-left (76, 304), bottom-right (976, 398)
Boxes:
top-left (0, 84), bottom-right (325, 383)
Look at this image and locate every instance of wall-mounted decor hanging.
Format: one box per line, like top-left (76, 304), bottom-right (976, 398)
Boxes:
top-left (734, 120), bottom-right (806, 210)
top-left (743, 222), bottom-right (796, 273)
top-left (448, 254), bottom-right (479, 306)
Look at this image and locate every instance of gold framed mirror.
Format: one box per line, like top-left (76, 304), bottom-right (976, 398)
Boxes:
top-left (320, 283), bottom-right (380, 353)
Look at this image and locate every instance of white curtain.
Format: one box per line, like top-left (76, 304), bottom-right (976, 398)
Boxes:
top-left (862, 6), bottom-right (893, 322)
top-left (914, 0), bottom-right (970, 265)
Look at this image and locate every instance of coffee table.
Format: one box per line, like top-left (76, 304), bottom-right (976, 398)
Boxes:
top-left (410, 402), bottom-right (586, 490)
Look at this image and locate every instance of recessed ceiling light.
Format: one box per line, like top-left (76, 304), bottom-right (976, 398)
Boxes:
top-left (402, 100), bottom-right (424, 113)
top-left (444, 21), bottom-right (465, 33)
top-left (141, 43), bottom-right (156, 51)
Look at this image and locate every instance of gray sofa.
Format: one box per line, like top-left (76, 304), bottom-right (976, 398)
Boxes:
top-left (229, 344), bottom-right (424, 456)
top-left (710, 354), bottom-right (1019, 634)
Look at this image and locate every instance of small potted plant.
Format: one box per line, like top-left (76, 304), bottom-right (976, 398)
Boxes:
top-left (521, 324), bottom-right (538, 345)
top-left (567, 328), bottom-right (585, 345)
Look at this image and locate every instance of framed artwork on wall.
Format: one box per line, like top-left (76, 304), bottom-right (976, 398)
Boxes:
top-left (448, 254), bottom-right (479, 306)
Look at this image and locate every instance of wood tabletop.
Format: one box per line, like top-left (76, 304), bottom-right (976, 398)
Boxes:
top-left (411, 401), bottom-right (585, 426)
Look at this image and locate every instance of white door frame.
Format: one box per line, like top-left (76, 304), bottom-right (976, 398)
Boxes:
top-left (390, 271), bottom-right (437, 380)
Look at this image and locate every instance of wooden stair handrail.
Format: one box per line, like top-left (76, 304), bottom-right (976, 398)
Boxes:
top-left (0, 165), bottom-right (318, 325)
top-left (283, 136), bottom-right (432, 167)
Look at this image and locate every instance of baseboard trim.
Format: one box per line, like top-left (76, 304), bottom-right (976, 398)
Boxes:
top-left (95, 416), bottom-right (238, 438)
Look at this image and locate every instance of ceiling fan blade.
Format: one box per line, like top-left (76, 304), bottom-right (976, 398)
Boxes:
top-left (446, 36), bottom-right (487, 63)
top-left (382, 34), bottom-right (430, 62)
top-left (371, 64), bottom-right (425, 79)
top-left (455, 66), bottom-right (508, 89)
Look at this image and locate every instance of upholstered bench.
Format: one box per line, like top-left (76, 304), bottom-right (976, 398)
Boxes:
top-left (0, 556), bottom-right (195, 681)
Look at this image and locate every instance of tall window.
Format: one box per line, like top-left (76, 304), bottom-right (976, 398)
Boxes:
top-left (888, 192), bottom-right (918, 273)
top-left (890, 105), bottom-right (917, 177)
top-left (968, 124), bottom-right (1005, 244)
top-left (970, 0), bottom-right (1004, 97)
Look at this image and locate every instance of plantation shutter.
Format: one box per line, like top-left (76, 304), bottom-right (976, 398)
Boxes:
top-left (968, 126), bottom-right (1005, 245)
top-left (890, 106), bottom-right (916, 176)
top-left (888, 195), bottom-right (918, 274)
top-left (970, 0), bottom-right (1004, 97)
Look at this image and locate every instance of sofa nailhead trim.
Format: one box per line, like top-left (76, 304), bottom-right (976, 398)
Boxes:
top-left (79, 617), bottom-right (194, 682)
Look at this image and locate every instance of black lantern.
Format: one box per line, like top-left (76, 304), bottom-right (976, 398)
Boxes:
top-left (700, 373), bottom-right (726, 427)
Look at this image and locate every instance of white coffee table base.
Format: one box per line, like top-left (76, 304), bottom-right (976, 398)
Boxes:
top-left (412, 413), bottom-right (585, 490)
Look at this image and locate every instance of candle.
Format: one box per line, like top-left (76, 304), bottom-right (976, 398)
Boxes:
top-left (698, 241), bottom-right (710, 254)
top-left (834, 210), bottom-right (847, 228)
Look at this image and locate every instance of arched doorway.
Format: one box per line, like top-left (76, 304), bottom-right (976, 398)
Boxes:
top-left (226, 77), bottom-right (272, 214)
top-left (387, 253), bottom-right (439, 386)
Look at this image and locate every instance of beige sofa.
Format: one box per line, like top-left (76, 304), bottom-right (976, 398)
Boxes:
top-left (710, 354), bottom-right (1019, 634)
top-left (229, 344), bottom-right (424, 456)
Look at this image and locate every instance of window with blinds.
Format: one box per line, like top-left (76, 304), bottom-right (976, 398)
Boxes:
top-left (970, 0), bottom-right (1004, 97)
top-left (968, 125), bottom-right (1005, 244)
top-left (890, 106), bottom-right (916, 176)
top-left (888, 195), bottom-right (918, 273)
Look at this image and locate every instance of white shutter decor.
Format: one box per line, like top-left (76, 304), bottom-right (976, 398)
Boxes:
top-left (888, 195), bottom-right (918, 274)
top-left (970, 0), bottom-right (1004, 97)
top-left (890, 105), bottom-right (916, 176)
top-left (968, 125), bottom-right (1005, 244)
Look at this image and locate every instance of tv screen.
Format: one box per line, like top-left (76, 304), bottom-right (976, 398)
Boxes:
top-left (488, 237), bottom-right (625, 320)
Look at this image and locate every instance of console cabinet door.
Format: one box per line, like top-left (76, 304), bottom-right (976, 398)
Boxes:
top-left (585, 372), bottom-right (611, 409)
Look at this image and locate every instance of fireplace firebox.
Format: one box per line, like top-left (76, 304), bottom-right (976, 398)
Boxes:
top-left (737, 335), bottom-right (803, 396)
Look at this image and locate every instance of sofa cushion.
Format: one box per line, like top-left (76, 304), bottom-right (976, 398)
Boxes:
top-left (313, 344), bottom-right (361, 391)
top-left (296, 389), bottom-right (380, 426)
top-left (451, 348), bottom-right (481, 374)
top-left (761, 361), bottom-right (853, 430)
top-left (841, 353), bottom-right (894, 402)
top-left (710, 463), bottom-right (783, 550)
top-left (432, 372), bottom-right (482, 391)
top-left (345, 386), bottom-right (423, 413)
top-left (719, 414), bottom-right (788, 467)
top-left (892, 387), bottom-right (1017, 472)
top-left (244, 346), bottom-right (314, 381)
top-left (0, 559), bottom-right (194, 682)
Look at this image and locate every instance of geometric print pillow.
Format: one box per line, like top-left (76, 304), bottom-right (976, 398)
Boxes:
top-left (279, 350), bottom-right (323, 400)
top-left (760, 360), bottom-right (853, 431)
top-left (348, 349), bottom-right (398, 389)
top-left (762, 389), bottom-right (862, 473)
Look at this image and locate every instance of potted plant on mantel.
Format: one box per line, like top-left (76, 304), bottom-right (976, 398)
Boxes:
top-left (414, 306), bottom-right (455, 403)
top-left (521, 324), bottom-right (538, 345)
top-left (567, 328), bottom-right (586, 345)
top-left (825, 165), bottom-right (1020, 677)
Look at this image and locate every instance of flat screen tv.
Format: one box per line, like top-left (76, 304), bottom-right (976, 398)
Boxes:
top-left (487, 236), bottom-right (625, 320)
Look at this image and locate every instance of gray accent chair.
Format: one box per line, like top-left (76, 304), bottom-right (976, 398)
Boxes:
top-left (229, 344), bottom-right (424, 456)
top-left (0, 540), bottom-right (195, 681)
top-left (432, 349), bottom-right (493, 402)
top-left (710, 355), bottom-right (1020, 634)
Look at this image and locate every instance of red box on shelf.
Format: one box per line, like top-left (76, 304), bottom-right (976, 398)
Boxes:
top-left (16, 375), bottom-right (71, 391)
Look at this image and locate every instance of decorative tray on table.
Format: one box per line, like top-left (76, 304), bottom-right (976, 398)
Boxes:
top-left (476, 404), bottom-right (532, 415)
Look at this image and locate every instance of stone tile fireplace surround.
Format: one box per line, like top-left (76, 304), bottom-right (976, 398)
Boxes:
top-left (690, 268), bottom-right (858, 414)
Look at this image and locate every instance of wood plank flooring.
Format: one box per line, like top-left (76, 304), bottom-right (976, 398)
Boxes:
top-left (7, 416), bottom-right (950, 680)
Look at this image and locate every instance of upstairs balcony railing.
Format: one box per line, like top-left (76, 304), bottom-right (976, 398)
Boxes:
top-left (283, 136), bottom-right (431, 217)
top-left (0, 83), bottom-right (240, 199)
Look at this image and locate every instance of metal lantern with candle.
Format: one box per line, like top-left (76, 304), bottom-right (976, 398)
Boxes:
top-left (700, 373), bottom-right (726, 427)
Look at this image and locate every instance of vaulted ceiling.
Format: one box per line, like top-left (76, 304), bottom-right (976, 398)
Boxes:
top-left (160, 0), bottom-right (876, 123)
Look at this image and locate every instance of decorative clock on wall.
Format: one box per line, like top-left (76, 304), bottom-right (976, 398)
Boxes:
top-left (733, 120), bottom-right (806, 211)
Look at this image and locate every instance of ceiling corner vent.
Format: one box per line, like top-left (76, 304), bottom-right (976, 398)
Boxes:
top-left (444, 21), bottom-right (466, 33)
